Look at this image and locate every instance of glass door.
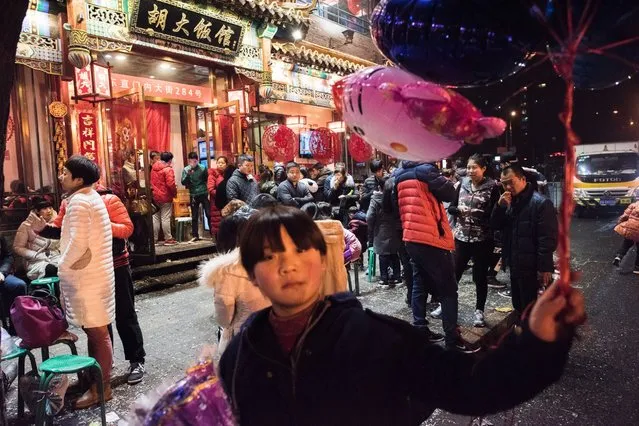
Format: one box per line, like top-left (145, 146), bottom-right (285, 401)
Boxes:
top-left (100, 89), bottom-right (154, 257)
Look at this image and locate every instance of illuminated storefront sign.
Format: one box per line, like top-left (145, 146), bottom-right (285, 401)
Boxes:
top-left (130, 0), bottom-right (247, 54)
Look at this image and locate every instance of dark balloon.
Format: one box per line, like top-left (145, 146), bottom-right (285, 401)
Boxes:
top-left (544, 0), bottom-right (639, 90)
top-left (370, 0), bottom-right (543, 88)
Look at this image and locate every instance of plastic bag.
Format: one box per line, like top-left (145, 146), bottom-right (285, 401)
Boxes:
top-left (1, 327), bottom-right (17, 355)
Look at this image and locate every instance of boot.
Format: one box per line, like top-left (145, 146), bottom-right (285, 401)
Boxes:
top-left (74, 383), bottom-right (112, 409)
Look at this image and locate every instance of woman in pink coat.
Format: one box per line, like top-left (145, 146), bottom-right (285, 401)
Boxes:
top-left (613, 201), bottom-right (639, 272)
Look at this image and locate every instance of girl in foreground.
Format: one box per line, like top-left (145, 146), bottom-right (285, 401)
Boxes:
top-left (219, 205), bottom-right (586, 425)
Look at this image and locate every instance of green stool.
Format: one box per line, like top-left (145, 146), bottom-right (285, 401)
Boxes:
top-left (36, 355), bottom-right (107, 426)
top-left (1, 347), bottom-right (37, 418)
top-left (29, 277), bottom-right (59, 296)
top-left (367, 247), bottom-right (376, 282)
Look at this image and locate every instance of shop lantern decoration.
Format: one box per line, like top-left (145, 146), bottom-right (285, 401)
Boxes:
top-left (285, 115), bottom-right (307, 126)
top-left (72, 60), bottom-right (113, 104)
top-left (348, 132), bottom-right (374, 163)
top-left (327, 121), bottom-right (346, 133)
top-left (310, 127), bottom-right (341, 162)
top-left (227, 88), bottom-right (251, 114)
top-left (48, 101), bottom-right (69, 174)
top-left (262, 124), bottom-right (298, 162)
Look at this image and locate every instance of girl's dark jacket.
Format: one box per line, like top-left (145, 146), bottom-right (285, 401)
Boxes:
top-left (219, 293), bottom-right (573, 426)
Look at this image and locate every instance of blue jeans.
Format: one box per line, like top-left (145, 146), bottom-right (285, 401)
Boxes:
top-left (406, 243), bottom-right (458, 345)
top-left (1, 274), bottom-right (27, 329)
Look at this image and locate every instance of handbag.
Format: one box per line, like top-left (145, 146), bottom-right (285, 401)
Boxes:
top-left (10, 294), bottom-right (68, 348)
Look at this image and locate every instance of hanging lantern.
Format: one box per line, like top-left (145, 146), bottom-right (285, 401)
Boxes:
top-left (262, 124), bottom-right (297, 162)
top-left (310, 127), bottom-right (340, 162)
top-left (348, 132), bottom-right (373, 162)
top-left (347, 0), bottom-right (362, 15)
top-left (72, 60), bottom-right (113, 104)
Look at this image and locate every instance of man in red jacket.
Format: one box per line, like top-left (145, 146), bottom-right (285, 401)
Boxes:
top-left (150, 152), bottom-right (177, 245)
top-left (36, 187), bottom-right (147, 386)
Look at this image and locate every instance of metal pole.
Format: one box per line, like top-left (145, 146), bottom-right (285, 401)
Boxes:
top-left (256, 92), bottom-right (263, 165)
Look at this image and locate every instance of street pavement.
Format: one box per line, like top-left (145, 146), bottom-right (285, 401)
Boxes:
top-left (4, 216), bottom-right (639, 425)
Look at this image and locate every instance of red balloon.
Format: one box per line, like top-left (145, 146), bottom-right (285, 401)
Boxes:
top-left (348, 133), bottom-right (373, 162)
top-left (310, 127), bottom-right (341, 162)
top-left (348, 0), bottom-right (362, 15)
top-left (262, 124), bottom-right (297, 162)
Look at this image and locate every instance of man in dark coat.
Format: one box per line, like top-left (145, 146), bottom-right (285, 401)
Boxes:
top-left (226, 154), bottom-right (259, 204)
top-left (360, 159), bottom-right (387, 213)
top-left (276, 161), bottom-right (313, 208)
top-left (491, 164), bottom-right (558, 314)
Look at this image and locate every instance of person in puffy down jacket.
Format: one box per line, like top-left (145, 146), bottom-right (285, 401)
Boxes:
top-left (613, 200), bottom-right (639, 271)
top-left (150, 151), bottom-right (177, 245)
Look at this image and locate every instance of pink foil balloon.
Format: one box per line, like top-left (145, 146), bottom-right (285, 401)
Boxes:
top-left (335, 66), bottom-right (506, 161)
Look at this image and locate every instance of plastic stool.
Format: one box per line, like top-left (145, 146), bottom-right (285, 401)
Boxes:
top-left (367, 247), bottom-right (376, 282)
top-left (29, 277), bottom-right (59, 296)
top-left (35, 355), bottom-right (107, 426)
top-left (1, 347), bottom-right (37, 418)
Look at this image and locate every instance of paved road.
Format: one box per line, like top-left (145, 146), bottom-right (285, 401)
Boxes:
top-left (4, 216), bottom-right (638, 425)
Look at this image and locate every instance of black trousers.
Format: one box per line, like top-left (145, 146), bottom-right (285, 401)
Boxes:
top-left (617, 238), bottom-right (639, 267)
top-left (398, 241), bottom-right (413, 302)
top-left (454, 239), bottom-right (493, 311)
top-left (510, 275), bottom-right (539, 314)
top-left (379, 254), bottom-right (401, 282)
top-left (108, 265), bottom-right (146, 364)
top-left (190, 194), bottom-right (211, 238)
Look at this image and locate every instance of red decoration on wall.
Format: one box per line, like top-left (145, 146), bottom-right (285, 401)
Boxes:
top-left (145, 102), bottom-right (170, 153)
top-left (78, 112), bottom-right (99, 164)
top-left (262, 124), bottom-right (298, 162)
top-left (331, 79), bottom-right (346, 113)
top-left (348, 0), bottom-right (362, 15)
top-left (310, 127), bottom-right (340, 162)
top-left (348, 132), bottom-right (373, 162)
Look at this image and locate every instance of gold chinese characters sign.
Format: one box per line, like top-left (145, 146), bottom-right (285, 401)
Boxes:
top-left (130, 0), bottom-right (247, 55)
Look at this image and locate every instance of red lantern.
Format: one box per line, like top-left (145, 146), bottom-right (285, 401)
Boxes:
top-left (331, 79), bottom-right (346, 114)
top-left (348, 132), bottom-right (373, 162)
top-left (262, 124), bottom-right (297, 162)
top-left (347, 0), bottom-right (362, 15)
top-left (310, 127), bottom-right (341, 162)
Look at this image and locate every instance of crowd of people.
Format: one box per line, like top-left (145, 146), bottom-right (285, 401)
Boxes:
top-left (0, 149), bottom-right (588, 424)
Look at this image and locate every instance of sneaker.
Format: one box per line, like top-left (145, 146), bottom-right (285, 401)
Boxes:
top-left (633, 268), bottom-right (639, 275)
top-left (473, 309), bottom-right (486, 328)
top-left (447, 338), bottom-right (480, 354)
top-left (498, 289), bottom-right (511, 298)
top-left (613, 256), bottom-right (621, 266)
top-left (127, 362), bottom-right (145, 385)
top-left (378, 280), bottom-right (390, 287)
top-left (164, 239), bottom-right (178, 246)
top-left (416, 327), bottom-right (444, 343)
top-left (189, 237), bottom-right (201, 243)
top-left (487, 276), bottom-right (506, 289)
top-left (430, 304), bottom-right (442, 319)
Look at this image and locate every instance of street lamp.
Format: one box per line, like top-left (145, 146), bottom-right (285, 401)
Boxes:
top-left (507, 111), bottom-right (517, 150)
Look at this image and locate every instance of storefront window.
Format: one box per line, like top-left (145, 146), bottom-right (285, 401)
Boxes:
top-left (2, 66), bottom-right (58, 230)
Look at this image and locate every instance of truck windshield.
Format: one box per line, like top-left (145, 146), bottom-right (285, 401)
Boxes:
top-left (577, 153), bottom-right (638, 177)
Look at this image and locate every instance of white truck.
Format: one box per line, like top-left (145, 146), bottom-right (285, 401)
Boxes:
top-left (573, 141), bottom-right (639, 215)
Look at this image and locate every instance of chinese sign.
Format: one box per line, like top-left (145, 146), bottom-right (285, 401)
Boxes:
top-left (111, 73), bottom-right (212, 103)
top-left (130, 0), bottom-right (246, 55)
top-left (78, 112), bottom-right (99, 164)
top-left (75, 66), bottom-right (93, 96)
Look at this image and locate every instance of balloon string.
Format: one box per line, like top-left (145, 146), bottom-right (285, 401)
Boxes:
top-left (557, 46), bottom-right (579, 294)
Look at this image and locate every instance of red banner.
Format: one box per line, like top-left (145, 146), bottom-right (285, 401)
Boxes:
top-left (111, 73), bottom-right (212, 103)
top-left (78, 112), bottom-right (99, 164)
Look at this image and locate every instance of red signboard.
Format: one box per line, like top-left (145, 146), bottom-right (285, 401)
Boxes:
top-left (110, 73), bottom-right (212, 103)
top-left (78, 112), bottom-right (99, 164)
